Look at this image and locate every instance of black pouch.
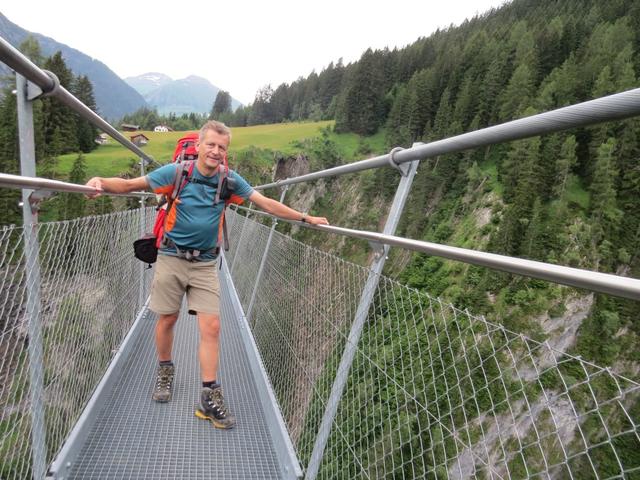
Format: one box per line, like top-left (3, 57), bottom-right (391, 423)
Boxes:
top-left (220, 176), bottom-right (237, 200)
top-left (133, 234), bottom-right (158, 264)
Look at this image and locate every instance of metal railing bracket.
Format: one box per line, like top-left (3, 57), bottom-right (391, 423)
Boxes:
top-left (387, 147), bottom-right (410, 176)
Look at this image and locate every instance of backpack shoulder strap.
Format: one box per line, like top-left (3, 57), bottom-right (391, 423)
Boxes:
top-left (215, 164), bottom-right (231, 251)
top-left (160, 161), bottom-right (195, 246)
top-left (170, 160), bottom-right (196, 202)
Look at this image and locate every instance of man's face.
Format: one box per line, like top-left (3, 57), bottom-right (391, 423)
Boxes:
top-left (197, 129), bottom-right (230, 170)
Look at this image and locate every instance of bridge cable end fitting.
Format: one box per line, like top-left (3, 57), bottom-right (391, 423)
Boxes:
top-left (27, 70), bottom-right (60, 101)
top-left (387, 147), bottom-right (410, 176)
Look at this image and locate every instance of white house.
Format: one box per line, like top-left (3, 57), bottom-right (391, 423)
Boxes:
top-left (153, 125), bottom-right (172, 132)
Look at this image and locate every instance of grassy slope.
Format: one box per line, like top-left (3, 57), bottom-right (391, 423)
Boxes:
top-left (56, 120), bottom-right (335, 178)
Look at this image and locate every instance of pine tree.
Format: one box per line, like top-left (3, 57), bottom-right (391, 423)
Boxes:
top-left (248, 85), bottom-right (274, 125)
top-left (476, 52), bottom-right (509, 127)
top-left (587, 66), bottom-right (616, 179)
top-left (210, 90), bottom-right (232, 119)
top-left (453, 75), bottom-right (476, 131)
top-left (59, 153), bottom-right (87, 220)
top-left (408, 69), bottom-right (435, 140)
top-left (522, 197), bottom-right (545, 259)
top-left (42, 52), bottom-right (77, 160)
top-left (73, 75), bottom-right (99, 153)
top-left (553, 135), bottom-right (577, 199)
top-left (590, 138), bottom-right (621, 246)
top-left (499, 64), bottom-right (535, 121)
top-left (270, 85), bottom-right (291, 122)
top-left (318, 59), bottom-right (344, 114)
top-left (537, 54), bottom-right (580, 110)
top-left (583, 18), bottom-right (634, 88)
top-left (0, 83), bottom-right (21, 226)
top-left (335, 49), bottom-right (387, 135)
top-left (430, 87), bottom-right (452, 140)
top-left (385, 85), bottom-right (412, 147)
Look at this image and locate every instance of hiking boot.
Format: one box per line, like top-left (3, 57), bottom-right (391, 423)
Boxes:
top-left (152, 364), bottom-right (175, 402)
top-left (195, 386), bottom-right (236, 429)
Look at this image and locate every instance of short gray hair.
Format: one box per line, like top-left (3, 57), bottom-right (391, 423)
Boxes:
top-left (199, 120), bottom-right (232, 142)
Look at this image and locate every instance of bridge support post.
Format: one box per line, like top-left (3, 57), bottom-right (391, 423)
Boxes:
top-left (246, 186), bottom-right (288, 322)
top-left (16, 73), bottom-right (47, 480)
top-left (138, 156), bottom-right (146, 309)
top-left (230, 202), bottom-right (253, 276)
top-left (305, 146), bottom-right (422, 480)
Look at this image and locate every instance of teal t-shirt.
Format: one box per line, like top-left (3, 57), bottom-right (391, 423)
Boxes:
top-left (147, 163), bottom-right (254, 259)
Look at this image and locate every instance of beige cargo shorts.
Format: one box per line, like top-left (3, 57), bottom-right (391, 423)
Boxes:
top-left (149, 254), bottom-right (220, 315)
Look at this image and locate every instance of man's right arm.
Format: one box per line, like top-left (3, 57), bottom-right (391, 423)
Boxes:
top-left (85, 176), bottom-right (149, 197)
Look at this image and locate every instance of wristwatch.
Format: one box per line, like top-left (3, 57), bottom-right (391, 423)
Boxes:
top-left (301, 212), bottom-right (307, 223)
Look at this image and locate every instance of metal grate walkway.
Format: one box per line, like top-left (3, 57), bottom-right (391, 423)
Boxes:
top-left (64, 267), bottom-right (282, 479)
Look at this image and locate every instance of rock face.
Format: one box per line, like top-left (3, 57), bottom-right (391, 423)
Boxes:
top-left (274, 154), bottom-right (310, 182)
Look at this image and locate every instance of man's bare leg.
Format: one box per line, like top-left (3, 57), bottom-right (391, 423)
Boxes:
top-left (197, 313), bottom-right (221, 381)
top-left (156, 312), bottom-right (179, 361)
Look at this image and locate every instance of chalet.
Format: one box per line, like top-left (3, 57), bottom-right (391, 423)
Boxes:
top-left (94, 133), bottom-right (108, 145)
top-left (153, 125), bottom-right (173, 132)
top-left (121, 124), bottom-right (140, 132)
top-left (130, 133), bottom-right (149, 146)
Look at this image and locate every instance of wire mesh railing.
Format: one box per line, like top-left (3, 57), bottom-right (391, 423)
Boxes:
top-left (226, 209), bottom-right (640, 480)
top-left (0, 208), bottom-right (155, 479)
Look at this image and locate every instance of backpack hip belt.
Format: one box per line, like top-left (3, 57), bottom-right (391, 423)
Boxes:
top-left (162, 237), bottom-right (219, 262)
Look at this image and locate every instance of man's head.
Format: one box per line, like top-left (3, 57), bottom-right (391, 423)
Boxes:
top-left (196, 120), bottom-right (232, 172)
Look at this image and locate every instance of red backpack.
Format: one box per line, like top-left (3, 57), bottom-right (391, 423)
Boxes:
top-left (152, 133), bottom-right (200, 248)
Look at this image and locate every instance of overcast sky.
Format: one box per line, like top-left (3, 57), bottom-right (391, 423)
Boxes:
top-left (3, 0), bottom-right (507, 105)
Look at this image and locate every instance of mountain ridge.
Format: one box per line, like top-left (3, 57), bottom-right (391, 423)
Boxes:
top-left (125, 72), bottom-right (243, 115)
top-left (0, 12), bottom-right (147, 120)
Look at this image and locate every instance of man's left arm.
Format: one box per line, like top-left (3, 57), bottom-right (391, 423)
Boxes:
top-left (248, 191), bottom-right (329, 226)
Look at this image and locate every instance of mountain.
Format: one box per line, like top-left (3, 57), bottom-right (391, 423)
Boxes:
top-left (0, 12), bottom-right (147, 120)
top-left (125, 73), bottom-right (242, 115)
top-left (123, 72), bottom-right (172, 96)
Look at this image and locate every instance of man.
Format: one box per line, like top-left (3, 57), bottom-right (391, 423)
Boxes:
top-left (86, 120), bottom-right (329, 429)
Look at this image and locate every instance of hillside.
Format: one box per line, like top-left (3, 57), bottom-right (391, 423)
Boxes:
top-left (0, 12), bottom-right (146, 119)
top-left (260, 0), bottom-right (640, 376)
top-left (55, 121), bottom-right (336, 179)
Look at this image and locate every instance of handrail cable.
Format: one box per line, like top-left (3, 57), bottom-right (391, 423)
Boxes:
top-left (0, 36), bottom-right (161, 168)
top-left (0, 172), bottom-right (154, 198)
top-left (232, 205), bottom-right (640, 301)
top-left (255, 87), bottom-right (640, 190)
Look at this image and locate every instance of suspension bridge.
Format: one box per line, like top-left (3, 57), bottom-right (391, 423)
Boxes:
top-left (1, 36), bottom-right (640, 479)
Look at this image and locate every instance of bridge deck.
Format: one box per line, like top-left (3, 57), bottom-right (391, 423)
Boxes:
top-left (66, 279), bottom-right (282, 479)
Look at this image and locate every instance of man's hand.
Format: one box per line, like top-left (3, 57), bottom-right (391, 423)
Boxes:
top-left (305, 215), bottom-right (329, 226)
top-left (84, 176), bottom-right (149, 198)
top-left (85, 177), bottom-right (104, 198)
top-left (248, 191), bottom-right (330, 225)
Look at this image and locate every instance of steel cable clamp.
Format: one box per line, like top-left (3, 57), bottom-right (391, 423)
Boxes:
top-left (26, 69), bottom-right (61, 101)
top-left (387, 147), bottom-right (410, 176)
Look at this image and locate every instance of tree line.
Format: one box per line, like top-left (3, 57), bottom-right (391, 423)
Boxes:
top-left (118, 89), bottom-right (251, 131)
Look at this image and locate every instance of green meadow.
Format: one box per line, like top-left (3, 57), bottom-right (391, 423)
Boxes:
top-left (57, 120), bottom-right (343, 178)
